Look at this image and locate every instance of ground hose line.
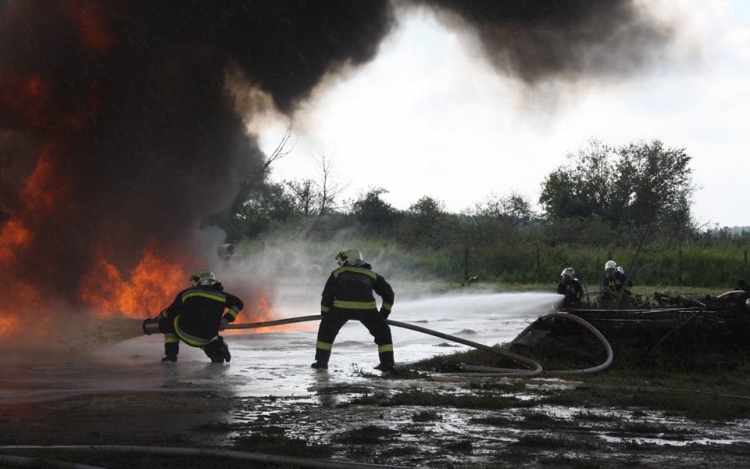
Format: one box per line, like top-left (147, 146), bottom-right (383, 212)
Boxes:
top-left (434, 312), bottom-right (612, 376)
top-left (0, 453), bottom-right (106, 469)
top-left (385, 319), bottom-right (543, 376)
top-left (0, 446), bottom-right (411, 469)
top-left (211, 314), bottom-right (544, 375)
top-left (214, 313), bottom-right (614, 376)
top-left (518, 312), bottom-right (613, 375)
top-left (216, 313), bottom-right (612, 375)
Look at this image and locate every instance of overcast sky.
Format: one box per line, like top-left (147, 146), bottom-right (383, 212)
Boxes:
top-left (258, 0), bottom-right (750, 229)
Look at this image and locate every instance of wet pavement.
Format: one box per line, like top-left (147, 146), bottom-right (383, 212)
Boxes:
top-left (0, 291), bottom-right (559, 404)
top-left (4, 290), bottom-right (750, 467)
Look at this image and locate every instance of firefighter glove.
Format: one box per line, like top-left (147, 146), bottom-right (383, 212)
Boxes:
top-left (380, 308), bottom-right (391, 320)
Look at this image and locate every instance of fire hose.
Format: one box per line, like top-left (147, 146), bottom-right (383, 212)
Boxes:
top-left (143, 312), bottom-right (612, 376)
top-left (0, 446), bottom-right (411, 469)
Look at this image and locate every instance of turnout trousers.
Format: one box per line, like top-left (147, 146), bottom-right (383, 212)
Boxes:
top-left (160, 315), bottom-right (230, 363)
top-left (315, 308), bottom-right (394, 366)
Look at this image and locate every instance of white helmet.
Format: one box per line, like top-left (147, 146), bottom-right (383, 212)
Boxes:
top-left (561, 267), bottom-right (575, 278)
top-left (604, 260), bottom-right (617, 271)
top-left (336, 248), bottom-right (363, 266)
top-left (616, 266), bottom-right (625, 274)
top-left (190, 269), bottom-right (217, 286)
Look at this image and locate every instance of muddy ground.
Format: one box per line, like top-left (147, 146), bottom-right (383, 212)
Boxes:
top-left (3, 370), bottom-right (750, 469)
top-left (4, 291), bottom-right (750, 468)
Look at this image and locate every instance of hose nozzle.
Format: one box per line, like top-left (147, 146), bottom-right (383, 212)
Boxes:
top-left (142, 317), bottom-right (162, 335)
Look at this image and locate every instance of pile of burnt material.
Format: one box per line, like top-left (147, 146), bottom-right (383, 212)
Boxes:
top-left (512, 288), bottom-right (750, 372)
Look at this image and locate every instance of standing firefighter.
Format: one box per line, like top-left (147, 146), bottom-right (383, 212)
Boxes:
top-left (312, 248), bottom-right (395, 371)
top-left (153, 269), bottom-right (243, 363)
top-left (557, 267), bottom-right (584, 307)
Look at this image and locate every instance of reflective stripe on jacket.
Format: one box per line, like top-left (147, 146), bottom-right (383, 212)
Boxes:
top-left (321, 263), bottom-right (394, 314)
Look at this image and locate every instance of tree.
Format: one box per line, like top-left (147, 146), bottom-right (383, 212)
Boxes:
top-left (539, 139), bottom-right (695, 231)
top-left (285, 178), bottom-right (321, 216)
top-left (312, 151), bottom-right (347, 216)
top-left (399, 196), bottom-right (451, 248)
top-left (263, 124), bottom-right (296, 170)
top-left (614, 140), bottom-right (695, 227)
top-left (539, 140), bottom-right (614, 221)
top-left (474, 191), bottom-right (534, 226)
top-left (228, 182), bottom-right (297, 240)
top-left (351, 188), bottom-right (399, 232)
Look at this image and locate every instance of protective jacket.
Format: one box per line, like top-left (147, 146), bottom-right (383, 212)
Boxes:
top-left (321, 263), bottom-right (394, 315)
top-left (158, 282), bottom-right (243, 362)
top-left (557, 277), bottom-right (583, 307)
top-left (161, 283), bottom-right (243, 341)
top-left (603, 271), bottom-right (632, 293)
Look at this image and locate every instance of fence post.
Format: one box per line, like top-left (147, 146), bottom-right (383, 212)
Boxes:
top-left (678, 248), bottom-right (683, 286)
top-left (463, 246), bottom-right (469, 283)
top-left (536, 244), bottom-right (541, 281)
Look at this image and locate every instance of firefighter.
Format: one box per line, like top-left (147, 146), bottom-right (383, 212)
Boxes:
top-left (602, 260), bottom-right (632, 294)
top-left (154, 269), bottom-right (243, 363)
top-left (312, 248), bottom-right (395, 371)
top-left (556, 267), bottom-right (584, 307)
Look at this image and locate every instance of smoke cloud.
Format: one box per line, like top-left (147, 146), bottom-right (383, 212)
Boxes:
top-left (402, 0), bottom-right (675, 83)
top-left (0, 0), bottom-right (676, 319)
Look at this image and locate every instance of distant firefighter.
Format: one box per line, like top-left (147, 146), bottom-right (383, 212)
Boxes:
top-left (557, 267), bottom-right (584, 307)
top-left (312, 248), bottom-right (396, 372)
top-left (149, 269), bottom-right (244, 363)
top-left (602, 260), bottom-right (632, 294)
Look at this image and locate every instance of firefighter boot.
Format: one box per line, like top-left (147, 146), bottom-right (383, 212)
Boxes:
top-left (311, 348), bottom-right (331, 369)
top-left (218, 336), bottom-right (231, 363)
top-left (162, 342), bottom-right (178, 362)
top-left (375, 349), bottom-right (395, 372)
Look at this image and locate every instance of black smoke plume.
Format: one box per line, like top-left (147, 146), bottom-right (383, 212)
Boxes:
top-left (0, 0), bottom-right (674, 312)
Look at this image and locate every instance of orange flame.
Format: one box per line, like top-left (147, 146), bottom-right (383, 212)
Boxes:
top-left (0, 220), bottom-right (31, 265)
top-left (80, 241), bottom-right (189, 318)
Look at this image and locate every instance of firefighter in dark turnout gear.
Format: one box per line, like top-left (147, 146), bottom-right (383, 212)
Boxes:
top-left (155, 269), bottom-right (243, 363)
top-left (557, 267), bottom-right (583, 307)
top-left (602, 260), bottom-right (632, 294)
top-left (312, 248), bottom-right (395, 371)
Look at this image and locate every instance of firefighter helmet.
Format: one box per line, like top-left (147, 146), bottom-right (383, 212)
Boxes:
top-left (336, 248), bottom-right (363, 266)
top-left (561, 267), bottom-right (575, 279)
top-left (190, 269), bottom-right (217, 286)
top-left (604, 260), bottom-right (617, 271)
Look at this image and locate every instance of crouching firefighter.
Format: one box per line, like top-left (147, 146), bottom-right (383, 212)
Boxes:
top-left (150, 269), bottom-right (244, 363)
top-left (312, 248), bottom-right (396, 371)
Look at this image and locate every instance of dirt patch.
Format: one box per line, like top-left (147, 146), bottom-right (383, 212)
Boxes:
top-left (2, 375), bottom-right (750, 468)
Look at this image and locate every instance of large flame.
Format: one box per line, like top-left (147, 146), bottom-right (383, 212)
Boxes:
top-left (79, 240), bottom-right (189, 318)
top-left (0, 4), bottom-right (275, 346)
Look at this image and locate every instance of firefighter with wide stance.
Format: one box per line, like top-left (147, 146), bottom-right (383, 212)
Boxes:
top-left (312, 248), bottom-right (395, 371)
top-left (154, 269), bottom-right (243, 363)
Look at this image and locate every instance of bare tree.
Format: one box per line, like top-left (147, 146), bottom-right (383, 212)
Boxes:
top-left (313, 150), bottom-right (349, 216)
top-left (263, 124), bottom-right (296, 170)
